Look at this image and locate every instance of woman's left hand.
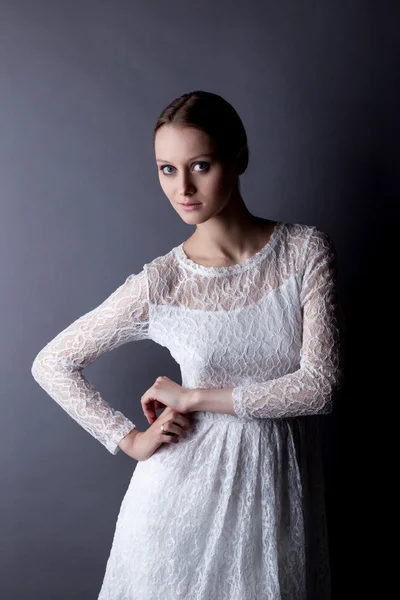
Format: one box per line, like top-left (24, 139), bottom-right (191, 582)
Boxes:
top-left (140, 376), bottom-right (192, 424)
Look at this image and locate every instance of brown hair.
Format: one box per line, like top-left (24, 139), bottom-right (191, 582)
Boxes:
top-left (153, 91), bottom-right (249, 181)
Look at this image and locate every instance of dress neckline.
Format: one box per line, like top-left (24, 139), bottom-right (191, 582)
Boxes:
top-left (173, 221), bottom-right (283, 276)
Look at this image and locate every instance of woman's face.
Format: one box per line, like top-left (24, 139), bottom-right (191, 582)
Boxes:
top-left (154, 124), bottom-right (238, 223)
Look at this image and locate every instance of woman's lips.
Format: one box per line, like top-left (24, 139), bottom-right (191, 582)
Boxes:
top-left (179, 202), bottom-right (202, 211)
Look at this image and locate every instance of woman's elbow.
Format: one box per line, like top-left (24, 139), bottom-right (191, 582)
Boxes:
top-left (31, 348), bottom-right (46, 382)
top-left (315, 369), bottom-right (342, 415)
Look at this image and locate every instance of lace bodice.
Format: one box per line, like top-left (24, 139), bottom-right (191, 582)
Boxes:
top-left (31, 222), bottom-right (343, 455)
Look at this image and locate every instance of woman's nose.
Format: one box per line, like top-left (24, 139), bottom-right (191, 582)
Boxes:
top-left (178, 173), bottom-right (195, 196)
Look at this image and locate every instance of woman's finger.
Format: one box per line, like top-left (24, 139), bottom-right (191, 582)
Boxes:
top-left (141, 396), bottom-right (156, 423)
top-left (142, 396), bottom-right (167, 424)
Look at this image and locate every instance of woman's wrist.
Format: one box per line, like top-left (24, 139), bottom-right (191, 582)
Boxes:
top-left (185, 387), bottom-right (236, 415)
top-left (118, 427), bottom-right (141, 455)
top-left (183, 388), bottom-right (201, 413)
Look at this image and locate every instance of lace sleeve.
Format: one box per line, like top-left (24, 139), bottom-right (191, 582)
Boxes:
top-left (31, 270), bottom-right (150, 455)
top-left (232, 229), bottom-right (343, 420)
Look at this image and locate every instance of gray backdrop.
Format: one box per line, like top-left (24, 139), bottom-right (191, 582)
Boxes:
top-left (1, 1), bottom-right (398, 598)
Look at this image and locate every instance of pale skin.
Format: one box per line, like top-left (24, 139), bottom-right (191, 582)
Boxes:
top-left (119, 124), bottom-right (277, 461)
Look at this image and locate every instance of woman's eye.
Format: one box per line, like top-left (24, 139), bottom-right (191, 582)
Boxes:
top-left (194, 161), bottom-right (210, 172)
top-left (160, 165), bottom-right (175, 175)
top-left (159, 162), bottom-right (210, 175)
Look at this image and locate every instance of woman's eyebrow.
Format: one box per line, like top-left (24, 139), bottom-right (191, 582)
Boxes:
top-left (156, 153), bottom-right (215, 163)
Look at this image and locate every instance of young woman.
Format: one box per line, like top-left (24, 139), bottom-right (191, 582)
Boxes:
top-left (31, 90), bottom-right (343, 599)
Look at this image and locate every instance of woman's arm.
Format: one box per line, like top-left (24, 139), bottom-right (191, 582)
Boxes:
top-left (31, 270), bottom-right (150, 454)
top-left (188, 229), bottom-right (344, 419)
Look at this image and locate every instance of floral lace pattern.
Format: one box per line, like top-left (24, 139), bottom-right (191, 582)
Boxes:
top-left (31, 270), bottom-right (150, 454)
top-left (31, 221), bottom-right (343, 599)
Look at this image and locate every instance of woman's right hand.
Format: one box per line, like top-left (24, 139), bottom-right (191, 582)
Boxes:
top-left (118, 406), bottom-right (192, 462)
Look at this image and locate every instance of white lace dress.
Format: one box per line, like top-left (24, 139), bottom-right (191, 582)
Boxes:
top-left (31, 221), bottom-right (342, 600)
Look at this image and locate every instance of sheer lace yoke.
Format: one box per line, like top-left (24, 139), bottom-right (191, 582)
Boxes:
top-left (173, 221), bottom-right (283, 276)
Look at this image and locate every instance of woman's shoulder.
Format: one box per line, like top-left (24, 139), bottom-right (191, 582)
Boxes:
top-left (281, 221), bottom-right (334, 252)
top-left (142, 244), bottom-right (179, 275)
top-left (281, 220), bottom-right (322, 239)
top-left (139, 245), bottom-right (183, 304)
top-left (276, 221), bottom-right (336, 277)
